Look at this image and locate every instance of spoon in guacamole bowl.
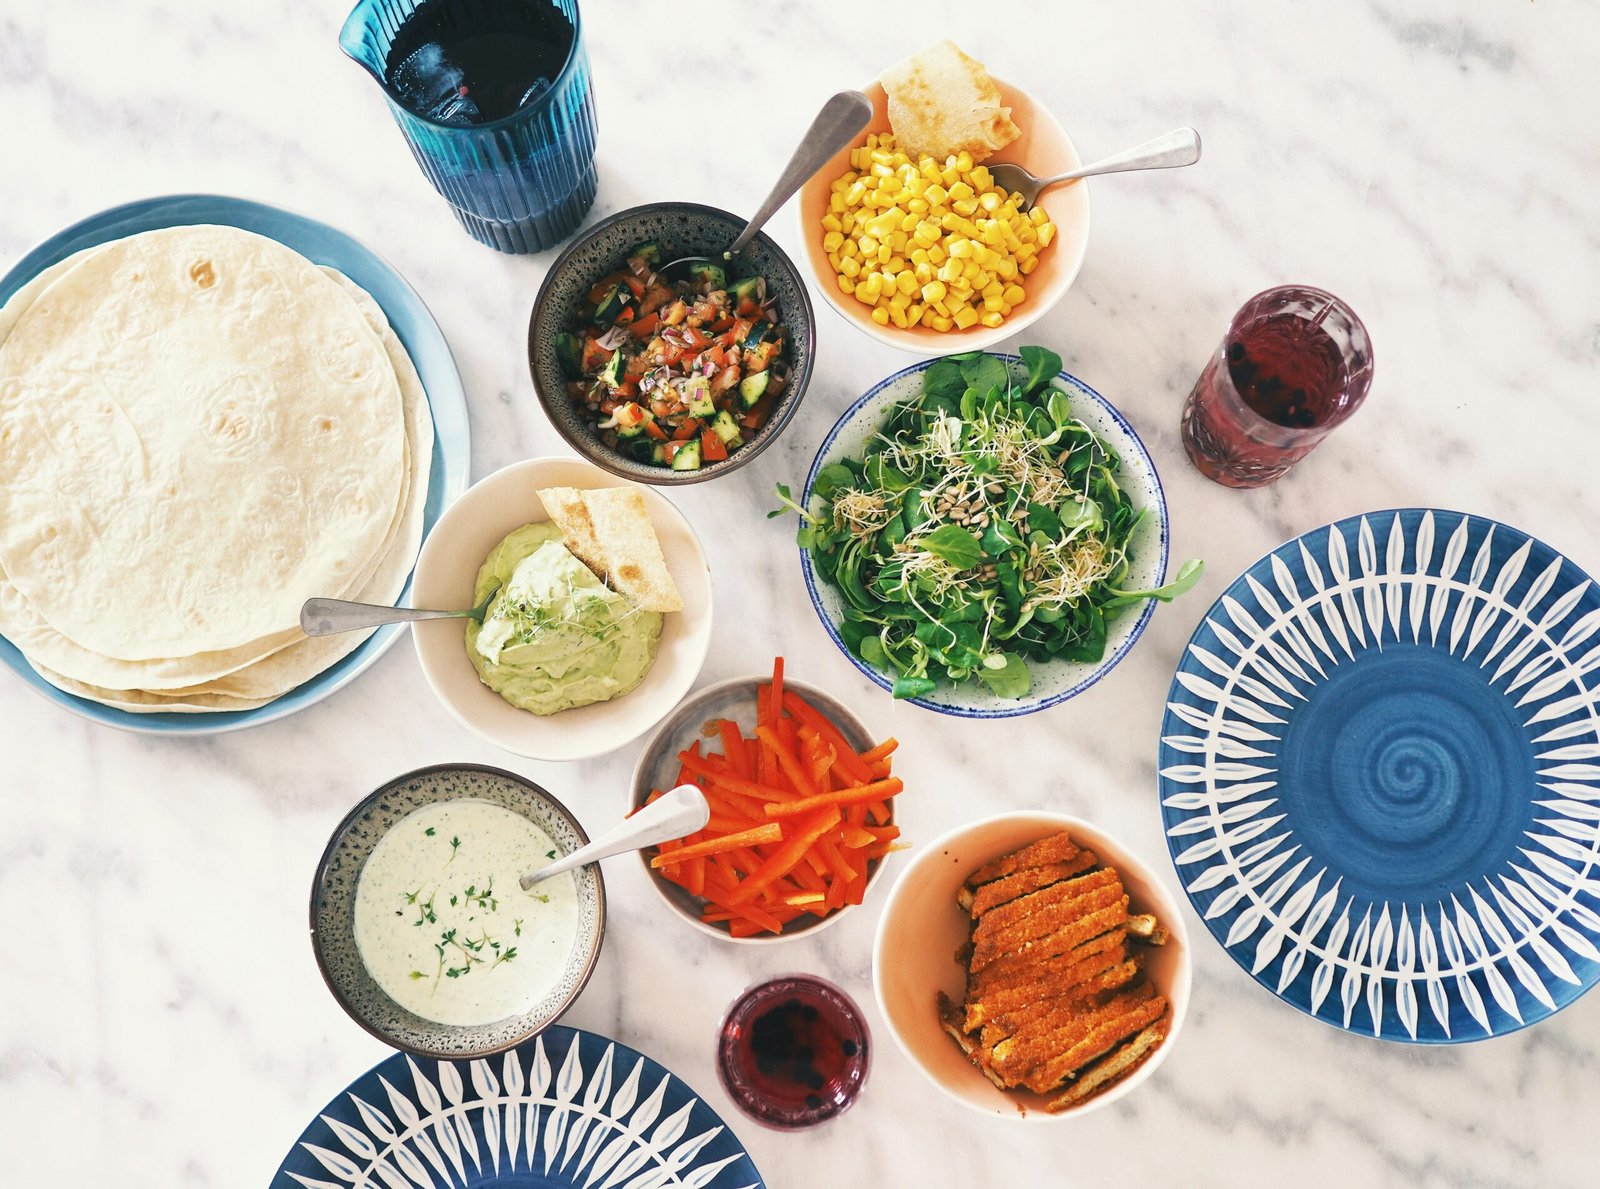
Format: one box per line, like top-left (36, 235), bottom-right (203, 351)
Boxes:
top-left (300, 582), bottom-right (502, 636)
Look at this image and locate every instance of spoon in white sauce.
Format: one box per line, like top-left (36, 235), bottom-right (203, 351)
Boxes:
top-left (522, 784), bottom-right (710, 890)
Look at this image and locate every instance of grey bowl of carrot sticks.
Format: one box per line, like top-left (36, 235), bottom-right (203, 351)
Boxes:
top-left (628, 660), bottom-right (905, 942)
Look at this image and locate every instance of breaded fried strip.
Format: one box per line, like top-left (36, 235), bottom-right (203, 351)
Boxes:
top-left (965, 932), bottom-right (1128, 1030)
top-left (970, 887), bottom-right (1128, 972)
top-left (1127, 913), bottom-right (1169, 946)
top-left (938, 993), bottom-right (1009, 1089)
top-left (957, 852), bottom-right (1101, 916)
top-left (985, 961), bottom-right (1143, 1038)
top-left (1046, 1021), bottom-right (1169, 1111)
top-left (965, 831), bottom-right (1080, 887)
top-left (969, 925), bottom-right (1127, 997)
top-left (972, 867), bottom-right (1121, 947)
top-left (1019, 995), bottom-right (1168, 1093)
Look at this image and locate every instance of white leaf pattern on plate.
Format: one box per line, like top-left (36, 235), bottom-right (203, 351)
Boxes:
top-left (1159, 510), bottom-right (1600, 1042)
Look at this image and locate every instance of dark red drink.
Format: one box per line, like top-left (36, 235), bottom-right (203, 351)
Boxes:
top-left (716, 975), bottom-right (870, 1129)
top-left (1181, 286), bottom-right (1373, 488)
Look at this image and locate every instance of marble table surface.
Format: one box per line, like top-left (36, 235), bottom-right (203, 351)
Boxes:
top-left (2, 1), bottom-right (1597, 1185)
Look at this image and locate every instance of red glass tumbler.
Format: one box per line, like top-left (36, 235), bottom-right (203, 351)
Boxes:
top-left (1180, 285), bottom-right (1373, 488)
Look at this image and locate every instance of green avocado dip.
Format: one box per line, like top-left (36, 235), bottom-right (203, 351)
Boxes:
top-left (465, 523), bottom-right (662, 715)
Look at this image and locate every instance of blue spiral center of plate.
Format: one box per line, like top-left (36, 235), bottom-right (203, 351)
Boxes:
top-left (1275, 643), bottom-right (1534, 903)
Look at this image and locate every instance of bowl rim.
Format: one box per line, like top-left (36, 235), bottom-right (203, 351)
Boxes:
top-left (798, 353), bottom-right (1169, 717)
top-left (870, 809), bottom-right (1192, 1120)
top-left (795, 73), bottom-right (1091, 356)
top-left (527, 200), bottom-right (817, 486)
top-left (627, 673), bottom-right (889, 943)
top-left (308, 761), bottom-right (607, 1060)
top-left (410, 456), bottom-right (713, 761)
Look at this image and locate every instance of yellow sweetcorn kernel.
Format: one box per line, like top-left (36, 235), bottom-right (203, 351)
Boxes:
top-left (899, 213), bottom-right (921, 234)
top-left (827, 251), bottom-right (842, 272)
top-left (980, 311), bottom-right (1004, 328)
top-left (969, 164), bottom-right (991, 190)
top-left (823, 230), bottom-right (844, 253)
top-left (996, 257), bottom-right (1018, 280)
top-left (978, 191), bottom-right (1002, 213)
top-left (1029, 205), bottom-right (1049, 225)
top-left (896, 272), bottom-right (919, 296)
top-left (926, 243), bottom-right (947, 264)
top-left (947, 181), bottom-right (975, 202)
top-left (836, 274), bottom-right (854, 295)
top-left (829, 192), bottom-right (846, 213)
top-left (910, 247), bottom-right (930, 265)
top-left (913, 261), bottom-right (934, 283)
top-left (844, 180), bottom-right (868, 206)
top-left (878, 175), bottom-right (901, 196)
top-left (928, 314), bottom-right (954, 332)
top-left (1037, 222), bottom-right (1057, 247)
top-left (924, 183), bottom-right (948, 206)
top-left (853, 281), bottom-right (875, 306)
top-left (871, 162), bottom-right (893, 179)
top-left (906, 303), bottom-right (925, 326)
top-left (871, 306), bottom-right (890, 326)
top-left (888, 230), bottom-right (910, 253)
top-left (937, 259), bottom-right (962, 283)
top-left (932, 299), bottom-right (950, 317)
top-left (1003, 284), bottom-right (1027, 306)
top-left (906, 197), bottom-right (929, 214)
top-left (840, 256), bottom-right (861, 278)
top-left (981, 280), bottom-right (1005, 299)
top-left (953, 307), bottom-right (980, 329)
top-left (840, 239), bottom-right (859, 259)
top-left (946, 237), bottom-right (974, 259)
top-left (951, 198), bottom-right (979, 218)
top-left (954, 151), bottom-right (974, 173)
top-left (889, 304), bottom-right (909, 329)
top-left (1019, 256), bottom-right (1038, 275)
top-left (822, 213), bottom-right (843, 233)
top-left (858, 235), bottom-right (879, 256)
top-left (983, 294), bottom-right (1004, 313)
top-left (921, 280), bottom-right (947, 303)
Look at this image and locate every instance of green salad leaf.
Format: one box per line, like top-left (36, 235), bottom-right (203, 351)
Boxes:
top-left (774, 347), bottom-right (1201, 699)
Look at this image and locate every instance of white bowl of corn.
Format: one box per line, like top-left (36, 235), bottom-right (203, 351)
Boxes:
top-left (797, 75), bottom-right (1089, 353)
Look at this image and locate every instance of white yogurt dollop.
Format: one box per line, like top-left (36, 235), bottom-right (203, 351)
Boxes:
top-left (353, 799), bottom-right (581, 1026)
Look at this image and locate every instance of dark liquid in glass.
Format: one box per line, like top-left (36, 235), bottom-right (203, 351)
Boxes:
top-left (385, 0), bottom-right (574, 124)
top-left (1227, 313), bottom-right (1349, 429)
top-left (717, 976), bottom-right (870, 1129)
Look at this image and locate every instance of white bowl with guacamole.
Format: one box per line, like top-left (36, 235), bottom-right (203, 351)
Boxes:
top-left (412, 458), bottom-right (713, 761)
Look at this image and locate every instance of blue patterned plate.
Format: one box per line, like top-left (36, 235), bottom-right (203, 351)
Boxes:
top-left (0, 195), bottom-right (469, 733)
top-left (273, 1025), bottom-right (765, 1188)
top-left (1159, 509), bottom-right (1600, 1042)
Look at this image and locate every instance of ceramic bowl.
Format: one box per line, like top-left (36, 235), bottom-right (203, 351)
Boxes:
top-left (528, 201), bottom-right (816, 485)
top-left (800, 355), bottom-right (1168, 717)
top-left (872, 811), bottom-right (1191, 1120)
top-left (795, 75), bottom-right (1089, 354)
top-left (310, 763), bottom-right (606, 1059)
top-left (628, 675), bottom-right (890, 942)
top-left (411, 457), bottom-right (713, 760)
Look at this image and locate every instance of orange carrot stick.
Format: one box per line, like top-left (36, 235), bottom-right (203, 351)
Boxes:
top-left (649, 822), bottom-right (783, 867)
top-left (762, 778), bottom-right (904, 819)
top-left (754, 725), bottom-right (819, 798)
top-left (718, 718), bottom-right (751, 778)
top-left (728, 807), bottom-right (841, 905)
top-left (780, 691), bottom-right (874, 784)
top-left (859, 737), bottom-right (898, 765)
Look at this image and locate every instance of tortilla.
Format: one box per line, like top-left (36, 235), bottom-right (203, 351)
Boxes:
top-left (0, 225), bottom-right (407, 659)
top-left (538, 486), bottom-right (683, 614)
top-left (10, 268), bottom-right (433, 706)
top-left (880, 41), bottom-right (1020, 164)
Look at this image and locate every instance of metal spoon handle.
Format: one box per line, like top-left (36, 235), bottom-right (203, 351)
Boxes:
top-left (300, 597), bottom-right (472, 637)
top-left (1043, 126), bottom-right (1201, 187)
top-left (725, 90), bottom-right (873, 258)
top-left (523, 784), bottom-right (710, 889)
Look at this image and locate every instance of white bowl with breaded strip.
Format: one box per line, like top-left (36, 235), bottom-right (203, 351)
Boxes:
top-left (412, 457), bottom-right (712, 761)
top-left (873, 812), bottom-right (1190, 1119)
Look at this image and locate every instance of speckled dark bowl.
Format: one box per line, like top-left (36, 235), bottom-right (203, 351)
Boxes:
top-left (528, 202), bottom-right (816, 485)
top-left (310, 764), bottom-right (605, 1059)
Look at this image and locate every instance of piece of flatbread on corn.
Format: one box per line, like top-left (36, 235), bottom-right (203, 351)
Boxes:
top-left (538, 486), bottom-right (684, 613)
top-left (880, 41), bottom-right (1020, 164)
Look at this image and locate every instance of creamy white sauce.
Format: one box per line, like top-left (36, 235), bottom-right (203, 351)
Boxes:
top-left (353, 799), bottom-right (581, 1026)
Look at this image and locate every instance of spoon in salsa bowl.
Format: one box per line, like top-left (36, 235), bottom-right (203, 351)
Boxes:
top-left (658, 89), bottom-right (872, 282)
top-left (522, 783), bottom-right (709, 889)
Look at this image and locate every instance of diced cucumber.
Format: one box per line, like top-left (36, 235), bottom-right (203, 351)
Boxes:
top-left (626, 437), bottom-right (657, 463)
top-left (593, 283), bottom-right (630, 325)
top-left (651, 441), bottom-right (671, 465)
top-left (682, 374), bottom-right (716, 417)
top-left (598, 348), bottom-right (625, 388)
top-left (554, 332), bottom-right (582, 378)
top-left (710, 409), bottom-right (743, 447)
top-left (628, 241), bottom-right (663, 267)
top-left (728, 275), bottom-right (762, 304)
top-left (669, 439), bottom-right (703, 471)
top-left (738, 369), bottom-right (769, 407)
top-left (739, 319), bottom-right (772, 350)
top-left (685, 262), bottom-right (727, 289)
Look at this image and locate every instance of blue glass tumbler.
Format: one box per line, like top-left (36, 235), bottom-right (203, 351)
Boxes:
top-left (339, 0), bottom-right (598, 254)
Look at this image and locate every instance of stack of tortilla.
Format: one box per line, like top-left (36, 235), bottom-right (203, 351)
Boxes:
top-left (0, 224), bottom-right (432, 713)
